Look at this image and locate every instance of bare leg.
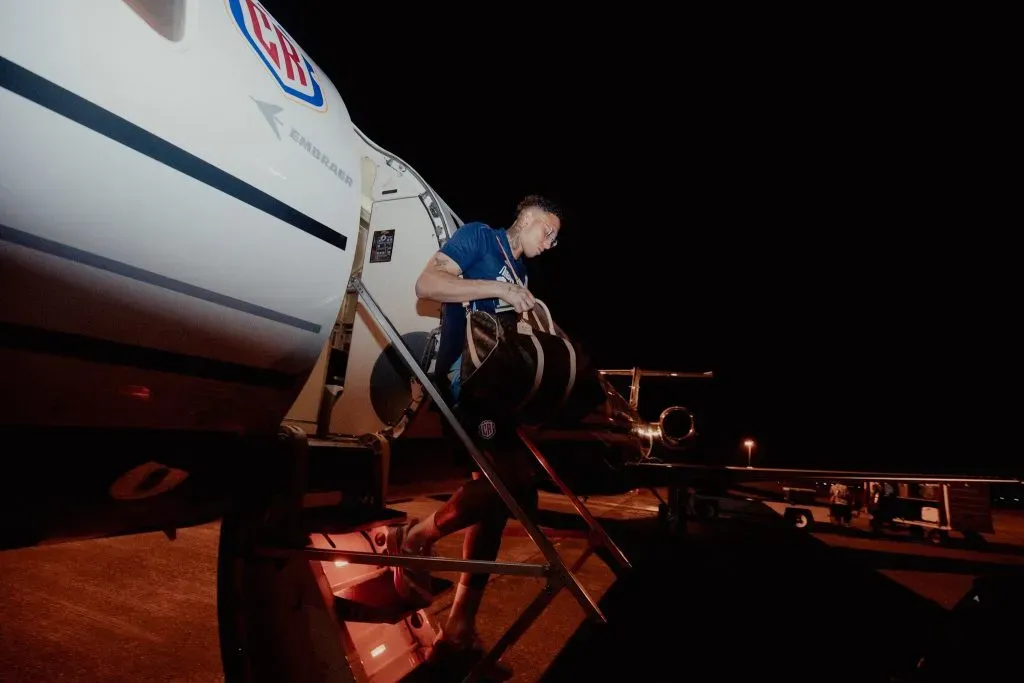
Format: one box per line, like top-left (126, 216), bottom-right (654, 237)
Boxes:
top-left (393, 471), bottom-right (510, 605)
top-left (445, 583), bottom-right (485, 641)
top-left (403, 472), bottom-right (504, 553)
top-left (403, 458), bottom-right (537, 638)
top-left (405, 404), bottom-right (540, 639)
top-left (444, 474), bottom-right (511, 640)
top-left (451, 478), bottom-right (538, 642)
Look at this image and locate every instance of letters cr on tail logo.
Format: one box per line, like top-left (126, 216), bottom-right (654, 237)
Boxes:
top-left (228, 0), bottom-right (326, 110)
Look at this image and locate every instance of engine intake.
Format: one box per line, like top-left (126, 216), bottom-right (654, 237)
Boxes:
top-left (658, 406), bottom-right (695, 448)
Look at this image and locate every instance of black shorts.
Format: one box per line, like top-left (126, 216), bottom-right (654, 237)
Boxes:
top-left (436, 412), bottom-right (535, 492)
top-left (433, 369), bottom-right (540, 485)
top-left (440, 405), bottom-right (518, 464)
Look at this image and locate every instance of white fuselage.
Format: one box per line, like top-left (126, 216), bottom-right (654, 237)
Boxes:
top-left (0, 0), bottom-right (361, 434)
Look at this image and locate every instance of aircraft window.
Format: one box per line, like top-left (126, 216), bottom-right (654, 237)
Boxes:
top-left (124, 0), bottom-right (187, 42)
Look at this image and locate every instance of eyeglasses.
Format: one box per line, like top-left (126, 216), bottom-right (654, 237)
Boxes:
top-left (542, 223), bottom-right (559, 248)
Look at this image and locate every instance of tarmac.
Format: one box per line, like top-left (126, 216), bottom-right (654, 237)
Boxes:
top-left (2, 486), bottom-right (1023, 682)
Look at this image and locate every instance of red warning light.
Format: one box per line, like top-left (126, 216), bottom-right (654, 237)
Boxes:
top-left (120, 385), bottom-right (151, 400)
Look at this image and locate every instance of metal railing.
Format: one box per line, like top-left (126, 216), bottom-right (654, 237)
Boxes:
top-left (315, 276), bottom-right (633, 681)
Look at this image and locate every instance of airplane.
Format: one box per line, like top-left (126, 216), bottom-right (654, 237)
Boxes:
top-left (9, 5), bottom-right (1014, 683)
top-left (0, 2), bottom-right (706, 681)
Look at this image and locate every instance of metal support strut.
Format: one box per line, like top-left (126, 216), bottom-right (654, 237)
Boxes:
top-left (516, 427), bottom-right (631, 575)
top-left (348, 276), bottom-right (622, 681)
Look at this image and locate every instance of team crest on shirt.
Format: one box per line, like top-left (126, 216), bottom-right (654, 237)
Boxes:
top-left (494, 267), bottom-right (515, 313)
top-left (478, 420), bottom-right (496, 440)
top-left (494, 266), bottom-right (528, 313)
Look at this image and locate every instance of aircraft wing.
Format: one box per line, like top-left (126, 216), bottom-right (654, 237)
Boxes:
top-left (626, 462), bottom-right (1022, 486)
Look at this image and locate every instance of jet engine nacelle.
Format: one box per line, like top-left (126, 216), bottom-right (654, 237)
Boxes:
top-left (511, 374), bottom-right (704, 496)
top-left (656, 405), bottom-right (696, 449)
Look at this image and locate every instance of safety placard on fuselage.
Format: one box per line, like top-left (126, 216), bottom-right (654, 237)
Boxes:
top-left (369, 230), bottom-right (395, 263)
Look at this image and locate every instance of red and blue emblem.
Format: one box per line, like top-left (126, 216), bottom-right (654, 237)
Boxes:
top-left (228, 0), bottom-right (326, 110)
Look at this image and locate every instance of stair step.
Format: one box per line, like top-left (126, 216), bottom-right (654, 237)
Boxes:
top-left (334, 571), bottom-right (452, 624)
top-left (300, 504), bottom-right (407, 536)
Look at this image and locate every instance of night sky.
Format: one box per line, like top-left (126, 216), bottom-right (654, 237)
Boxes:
top-left (260, 3), bottom-right (1016, 476)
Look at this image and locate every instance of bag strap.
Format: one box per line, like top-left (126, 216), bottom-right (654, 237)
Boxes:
top-left (460, 232), bottom-right (533, 320)
top-left (494, 234), bottom-right (526, 288)
top-left (494, 234), bottom-right (551, 329)
top-left (460, 233), bottom-right (525, 315)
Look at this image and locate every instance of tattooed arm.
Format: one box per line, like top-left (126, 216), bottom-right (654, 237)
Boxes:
top-left (415, 251), bottom-right (535, 312)
top-left (415, 251), bottom-right (499, 302)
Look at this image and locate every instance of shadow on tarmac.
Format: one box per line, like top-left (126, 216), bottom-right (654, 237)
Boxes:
top-left (536, 511), bottom-right (1001, 683)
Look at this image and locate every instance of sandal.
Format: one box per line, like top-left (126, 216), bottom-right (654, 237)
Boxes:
top-left (425, 631), bottom-right (513, 681)
top-left (385, 519), bottom-right (434, 609)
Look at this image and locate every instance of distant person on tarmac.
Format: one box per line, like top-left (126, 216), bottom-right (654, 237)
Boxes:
top-left (829, 482), bottom-right (852, 526)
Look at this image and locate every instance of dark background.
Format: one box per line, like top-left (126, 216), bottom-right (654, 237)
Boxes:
top-left (260, 3), bottom-right (1015, 475)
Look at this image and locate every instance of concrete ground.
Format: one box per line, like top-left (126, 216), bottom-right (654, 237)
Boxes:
top-left (2, 488), bottom-right (1022, 682)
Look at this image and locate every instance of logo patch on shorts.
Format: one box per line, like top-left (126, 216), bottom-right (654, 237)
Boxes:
top-left (478, 420), bottom-right (496, 440)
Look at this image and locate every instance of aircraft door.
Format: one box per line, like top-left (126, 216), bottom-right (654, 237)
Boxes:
top-left (328, 195), bottom-right (447, 437)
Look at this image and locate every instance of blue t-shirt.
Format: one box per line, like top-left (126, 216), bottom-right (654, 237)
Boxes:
top-left (434, 222), bottom-right (528, 387)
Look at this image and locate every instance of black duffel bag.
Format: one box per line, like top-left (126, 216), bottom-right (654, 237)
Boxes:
top-left (459, 301), bottom-right (604, 425)
top-left (457, 258), bottom-right (605, 426)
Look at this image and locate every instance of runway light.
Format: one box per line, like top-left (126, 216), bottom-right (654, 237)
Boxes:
top-left (370, 644), bottom-right (386, 658)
